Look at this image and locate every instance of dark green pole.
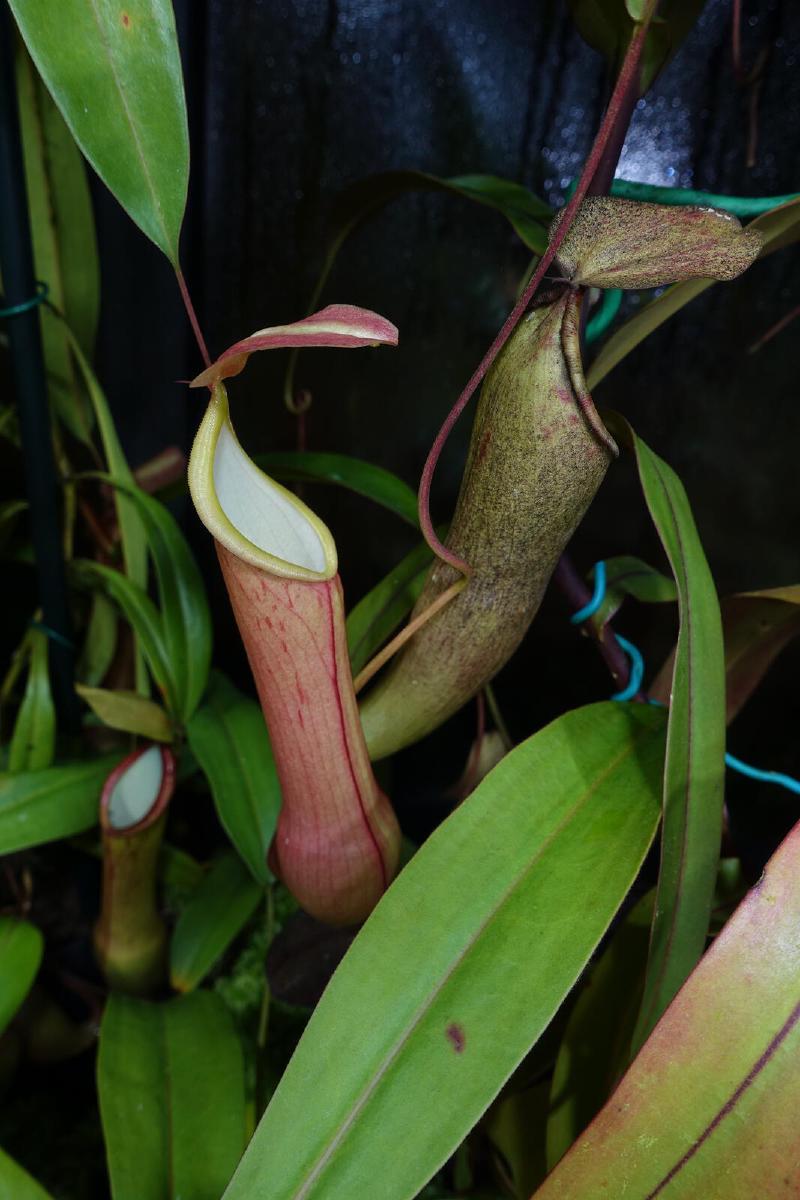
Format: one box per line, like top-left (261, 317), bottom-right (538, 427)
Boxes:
top-left (0, 5), bottom-right (79, 731)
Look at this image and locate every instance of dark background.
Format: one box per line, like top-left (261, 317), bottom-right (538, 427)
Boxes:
top-left (66, 0), bottom-right (800, 845)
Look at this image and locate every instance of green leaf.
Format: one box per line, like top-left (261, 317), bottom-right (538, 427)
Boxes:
top-left (569, 0), bottom-right (706, 92)
top-left (15, 38), bottom-right (98, 444)
top-left (619, 423), bottom-right (726, 1052)
top-left (722, 586), bottom-right (800, 723)
top-left (533, 818), bottom-right (800, 1199)
top-left (283, 172), bottom-right (551, 406)
top-left (64, 324), bottom-right (149, 693)
top-left (592, 554), bottom-right (677, 626)
top-left (222, 702), bottom-right (665, 1200)
top-left (97, 480), bottom-right (212, 722)
top-left (9, 0), bottom-right (189, 263)
top-left (0, 1147), bottom-right (54, 1200)
top-left (76, 592), bottom-right (118, 687)
top-left (0, 756), bottom-right (118, 853)
top-left (588, 197), bottom-right (800, 389)
top-left (651, 585), bottom-right (800, 724)
top-left (70, 560), bottom-right (175, 711)
top-left (64, 329), bottom-right (146, 570)
top-left (546, 891), bottom-right (653, 1169)
top-left (170, 852), bottom-right (263, 992)
top-left (98, 991), bottom-right (246, 1200)
top-left (329, 171), bottom-right (551, 262)
top-left (8, 630), bottom-right (55, 773)
top-left (346, 539), bottom-right (434, 676)
top-left (255, 452), bottom-right (419, 528)
top-left (186, 673), bottom-right (280, 885)
top-left (0, 917), bottom-right (43, 1036)
top-left (76, 684), bottom-right (173, 742)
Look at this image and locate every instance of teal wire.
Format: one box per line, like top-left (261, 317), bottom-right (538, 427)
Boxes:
top-left (570, 560), bottom-right (606, 623)
top-left (0, 280), bottom-right (48, 318)
top-left (565, 177), bottom-right (800, 219)
top-left (609, 179), bottom-right (800, 218)
top-left (30, 619), bottom-right (74, 651)
top-left (611, 635), bottom-right (644, 702)
top-left (586, 289), bottom-right (623, 344)
top-left (570, 561), bottom-right (800, 797)
top-left (724, 753), bottom-right (800, 797)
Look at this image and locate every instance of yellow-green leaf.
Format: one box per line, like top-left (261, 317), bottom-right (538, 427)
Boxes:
top-left (76, 684), bottom-right (172, 742)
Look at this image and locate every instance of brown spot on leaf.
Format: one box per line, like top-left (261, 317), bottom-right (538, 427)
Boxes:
top-left (446, 1023), bottom-right (465, 1053)
top-left (121, 11), bottom-right (131, 27)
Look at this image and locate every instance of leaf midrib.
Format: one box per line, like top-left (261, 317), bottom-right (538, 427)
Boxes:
top-left (85, 0), bottom-right (175, 260)
top-left (286, 728), bottom-right (653, 1200)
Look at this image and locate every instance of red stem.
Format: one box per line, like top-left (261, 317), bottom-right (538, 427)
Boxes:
top-left (553, 556), bottom-right (645, 700)
top-left (175, 266), bottom-right (212, 369)
top-left (417, 3), bottom-right (657, 573)
top-left (732, 0), bottom-right (744, 81)
top-left (747, 301), bottom-right (800, 354)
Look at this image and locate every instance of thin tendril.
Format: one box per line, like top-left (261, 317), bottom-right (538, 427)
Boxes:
top-left (417, 2), bottom-right (658, 574)
top-left (175, 267), bottom-right (211, 369)
top-left (352, 577), bottom-right (467, 694)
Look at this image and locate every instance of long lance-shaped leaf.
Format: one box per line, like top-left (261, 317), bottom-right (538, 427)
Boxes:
top-left (0, 1148), bottom-right (54, 1200)
top-left (14, 38), bottom-right (98, 444)
top-left (190, 304), bottom-right (398, 389)
top-left (170, 851), bottom-right (263, 992)
top-left (95, 479), bottom-right (212, 723)
top-left (221, 702), bottom-right (665, 1200)
top-left (588, 197), bottom-right (800, 388)
top-left (97, 991), bottom-right (246, 1200)
top-left (546, 892), bottom-right (654, 1169)
top-left (346, 539), bottom-right (433, 677)
top-left (9, 0), bottom-right (189, 263)
top-left (534, 817), bottom-right (800, 1199)
top-left (0, 756), bottom-right (119, 853)
top-left (569, 0), bottom-right (706, 93)
top-left (70, 560), bottom-right (176, 712)
top-left (651, 584), bottom-right (800, 724)
top-left (255, 452), bottom-right (419, 528)
top-left (0, 917), bottom-right (43, 1035)
top-left (615, 421), bottom-right (726, 1053)
top-left (284, 171), bottom-right (551, 405)
top-left (327, 171), bottom-right (551, 265)
top-left (8, 629), bottom-right (55, 773)
top-left (186, 673), bottom-right (280, 885)
top-left (63, 326), bottom-right (147, 583)
top-left (64, 321), bottom-right (149, 692)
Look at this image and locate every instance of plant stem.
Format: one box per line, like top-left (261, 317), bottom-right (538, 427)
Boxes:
top-left (553, 11), bottom-right (656, 692)
top-left (747, 301), bottom-right (800, 354)
top-left (175, 266), bottom-right (212, 368)
top-left (416, 2), bottom-right (658, 574)
top-left (552, 557), bottom-right (645, 701)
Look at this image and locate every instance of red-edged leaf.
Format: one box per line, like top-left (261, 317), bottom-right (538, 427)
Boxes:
top-left (534, 818), bottom-right (800, 1199)
top-left (191, 304), bottom-right (398, 388)
top-left (650, 585), bottom-right (800, 724)
top-left (615, 420), bottom-right (726, 1055)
